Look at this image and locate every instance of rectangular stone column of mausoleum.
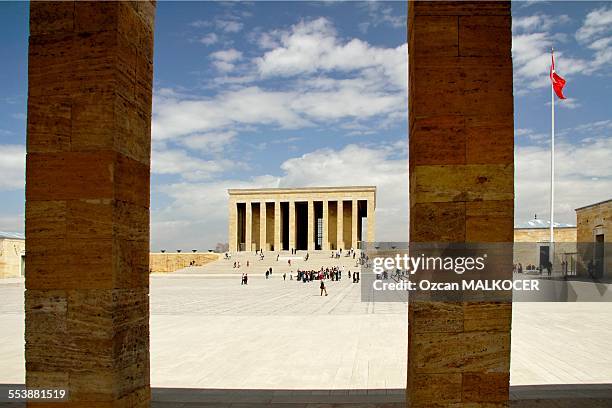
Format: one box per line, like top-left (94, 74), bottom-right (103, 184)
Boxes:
top-left (408, 1), bottom-right (514, 407)
top-left (26, 2), bottom-right (155, 406)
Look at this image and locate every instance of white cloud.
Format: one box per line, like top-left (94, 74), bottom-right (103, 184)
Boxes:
top-left (151, 143), bottom-right (408, 250)
top-left (152, 148), bottom-right (235, 181)
top-left (255, 31), bottom-right (281, 49)
top-left (153, 80), bottom-right (405, 142)
top-left (254, 18), bottom-right (407, 90)
top-left (515, 136), bottom-right (612, 225)
top-left (546, 97), bottom-right (580, 110)
top-left (576, 6), bottom-right (612, 71)
top-left (152, 87), bottom-right (310, 141)
top-left (511, 6), bottom-right (612, 95)
top-left (190, 20), bottom-right (210, 28)
top-left (199, 33), bottom-right (218, 46)
top-left (512, 32), bottom-right (587, 93)
top-left (512, 13), bottom-right (570, 33)
top-left (515, 128), bottom-right (548, 143)
top-left (0, 144), bottom-right (25, 191)
top-left (210, 48), bottom-right (243, 72)
top-left (217, 19), bottom-right (243, 33)
top-left (191, 17), bottom-right (245, 33)
top-left (575, 6), bottom-right (612, 43)
top-left (154, 18), bottom-right (407, 144)
top-left (357, 1), bottom-right (406, 33)
top-left (181, 131), bottom-right (237, 153)
top-left (573, 119), bottom-right (612, 134)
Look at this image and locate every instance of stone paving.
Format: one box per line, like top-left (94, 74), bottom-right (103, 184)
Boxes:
top-left (149, 274), bottom-right (407, 390)
top-left (1, 274), bottom-right (612, 391)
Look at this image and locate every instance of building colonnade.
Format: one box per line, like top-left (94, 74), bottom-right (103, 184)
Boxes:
top-left (228, 187), bottom-right (376, 252)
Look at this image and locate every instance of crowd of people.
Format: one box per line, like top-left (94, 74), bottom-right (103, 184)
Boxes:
top-left (233, 249), bottom-right (370, 295)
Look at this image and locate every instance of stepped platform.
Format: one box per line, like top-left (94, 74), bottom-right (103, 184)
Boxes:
top-left (175, 250), bottom-right (364, 276)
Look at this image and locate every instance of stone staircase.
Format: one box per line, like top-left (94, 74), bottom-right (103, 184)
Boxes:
top-left (176, 250), bottom-right (363, 275)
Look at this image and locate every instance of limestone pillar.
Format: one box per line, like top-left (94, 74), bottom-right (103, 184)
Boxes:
top-left (322, 200), bottom-right (329, 250)
top-left (228, 200), bottom-right (237, 252)
top-left (25, 1), bottom-right (155, 406)
top-left (274, 201), bottom-right (281, 251)
top-left (260, 201), bottom-right (266, 251)
top-left (351, 199), bottom-right (358, 250)
top-left (408, 1), bottom-right (513, 406)
top-left (245, 201), bottom-right (252, 252)
top-left (288, 201), bottom-right (295, 251)
top-left (337, 200), bottom-right (344, 250)
top-left (367, 197), bottom-right (376, 244)
top-left (307, 200), bottom-right (315, 251)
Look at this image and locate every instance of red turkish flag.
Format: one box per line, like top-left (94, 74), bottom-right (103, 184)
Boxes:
top-left (550, 53), bottom-right (567, 100)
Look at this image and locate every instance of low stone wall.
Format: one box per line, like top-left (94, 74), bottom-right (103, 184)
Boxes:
top-left (149, 252), bottom-right (220, 273)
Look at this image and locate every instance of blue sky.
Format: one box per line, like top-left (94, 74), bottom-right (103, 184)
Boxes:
top-left (0, 1), bottom-right (610, 250)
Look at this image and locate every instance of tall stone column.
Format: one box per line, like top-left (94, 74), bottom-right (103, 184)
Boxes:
top-left (274, 201), bottom-right (281, 251)
top-left (322, 200), bottom-right (329, 250)
top-left (245, 201), bottom-right (252, 252)
top-left (337, 200), bottom-right (344, 250)
top-left (260, 201), bottom-right (266, 251)
top-left (351, 200), bottom-right (358, 249)
top-left (408, 1), bottom-right (514, 406)
top-left (228, 200), bottom-right (237, 252)
top-left (307, 200), bottom-right (315, 251)
top-left (367, 197), bottom-right (376, 245)
top-left (25, 1), bottom-right (155, 406)
top-left (289, 200), bottom-right (295, 251)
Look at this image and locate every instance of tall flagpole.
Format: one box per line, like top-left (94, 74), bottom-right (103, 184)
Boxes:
top-left (550, 48), bottom-right (555, 263)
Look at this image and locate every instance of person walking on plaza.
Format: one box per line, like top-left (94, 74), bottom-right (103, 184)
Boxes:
top-left (244, 273), bottom-right (248, 285)
top-left (320, 279), bottom-right (328, 296)
top-left (241, 273), bottom-right (245, 285)
top-left (283, 272), bottom-right (286, 281)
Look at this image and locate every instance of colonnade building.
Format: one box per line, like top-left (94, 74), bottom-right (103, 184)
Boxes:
top-left (228, 186), bottom-right (376, 252)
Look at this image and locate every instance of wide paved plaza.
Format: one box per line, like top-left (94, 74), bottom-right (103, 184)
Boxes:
top-left (1, 274), bottom-right (612, 390)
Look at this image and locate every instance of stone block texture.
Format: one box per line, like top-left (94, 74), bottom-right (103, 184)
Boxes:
top-left (408, 1), bottom-right (514, 407)
top-left (26, 2), bottom-right (155, 407)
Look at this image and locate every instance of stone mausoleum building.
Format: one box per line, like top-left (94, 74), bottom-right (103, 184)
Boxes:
top-left (228, 186), bottom-right (376, 252)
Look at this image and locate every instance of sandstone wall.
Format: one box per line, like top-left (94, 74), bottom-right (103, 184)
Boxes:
top-left (576, 200), bottom-right (612, 278)
top-left (576, 200), bottom-right (611, 242)
top-left (0, 239), bottom-right (25, 278)
top-left (513, 227), bottom-right (577, 243)
top-left (150, 252), bottom-right (220, 273)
